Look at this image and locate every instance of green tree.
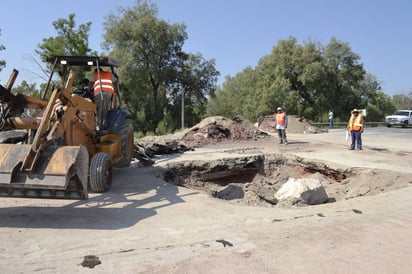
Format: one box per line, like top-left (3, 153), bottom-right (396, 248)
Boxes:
top-left (366, 91), bottom-right (395, 121)
top-left (103, 0), bottom-right (218, 133)
top-left (11, 80), bottom-right (40, 97)
top-left (209, 37), bottom-right (376, 123)
top-left (392, 93), bottom-right (412, 110)
top-left (0, 29), bottom-right (5, 72)
top-left (322, 37), bottom-right (365, 120)
top-left (207, 66), bottom-right (286, 122)
top-left (256, 37), bottom-right (326, 119)
top-left (168, 53), bottom-right (219, 129)
top-left (355, 73), bottom-right (395, 121)
top-left (207, 76), bottom-right (237, 119)
top-left (103, 0), bottom-right (185, 133)
top-left (36, 14), bottom-right (95, 83)
top-left (37, 14), bottom-right (92, 59)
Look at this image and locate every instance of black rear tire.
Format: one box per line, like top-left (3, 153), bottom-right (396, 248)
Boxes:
top-left (402, 121), bottom-right (408, 128)
top-left (89, 152), bottom-right (112, 193)
top-left (113, 120), bottom-right (134, 168)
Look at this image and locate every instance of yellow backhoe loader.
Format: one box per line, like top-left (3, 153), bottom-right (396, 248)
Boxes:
top-left (0, 56), bottom-right (134, 199)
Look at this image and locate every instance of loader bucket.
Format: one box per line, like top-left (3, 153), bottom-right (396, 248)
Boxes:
top-left (0, 144), bottom-right (89, 199)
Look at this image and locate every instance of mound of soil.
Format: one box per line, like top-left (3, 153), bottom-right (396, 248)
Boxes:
top-left (136, 115), bottom-right (324, 156)
top-left (180, 115), bottom-right (323, 148)
top-left (179, 116), bottom-right (263, 148)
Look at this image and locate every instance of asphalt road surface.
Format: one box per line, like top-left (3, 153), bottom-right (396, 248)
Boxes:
top-left (329, 126), bottom-right (412, 140)
top-left (0, 130), bottom-right (411, 273)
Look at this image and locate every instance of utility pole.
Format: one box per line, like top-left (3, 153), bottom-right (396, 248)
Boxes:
top-left (181, 89), bottom-right (184, 129)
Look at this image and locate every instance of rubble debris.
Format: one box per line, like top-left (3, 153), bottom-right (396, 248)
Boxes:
top-left (133, 144), bottom-right (155, 166)
top-left (135, 115), bottom-right (322, 160)
top-left (213, 184), bottom-right (244, 200)
top-left (144, 141), bottom-right (191, 156)
top-left (274, 178), bottom-right (329, 206)
top-left (216, 239), bottom-right (234, 247)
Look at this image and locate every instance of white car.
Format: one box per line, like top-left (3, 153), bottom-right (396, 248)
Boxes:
top-left (385, 110), bottom-right (412, 128)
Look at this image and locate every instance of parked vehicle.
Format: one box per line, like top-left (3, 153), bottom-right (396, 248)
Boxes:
top-left (385, 110), bottom-right (412, 128)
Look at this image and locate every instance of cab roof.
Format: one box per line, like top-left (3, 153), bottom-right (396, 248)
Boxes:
top-left (46, 55), bottom-right (121, 67)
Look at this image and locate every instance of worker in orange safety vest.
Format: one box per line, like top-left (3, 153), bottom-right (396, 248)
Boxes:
top-left (347, 108), bottom-right (364, 150)
top-left (274, 106), bottom-right (288, 145)
top-left (93, 68), bottom-right (116, 128)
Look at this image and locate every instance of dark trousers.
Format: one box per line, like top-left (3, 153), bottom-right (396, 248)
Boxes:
top-left (350, 130), bottom-right (362, 149)
top-left (277, 129), bottom-right (287, 143)
top-left (94, 91), bottom-right (112, 128)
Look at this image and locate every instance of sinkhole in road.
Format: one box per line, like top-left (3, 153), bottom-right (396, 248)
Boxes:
top-left (162, 151), bottom-right (353, 207)
top-left (161, 148), bottom-right (411, 207)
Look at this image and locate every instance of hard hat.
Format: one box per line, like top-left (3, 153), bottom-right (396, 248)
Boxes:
top-left (351, 108), bottom-right (360, 114)
top-left (277, 107), bottom-right (282, 111)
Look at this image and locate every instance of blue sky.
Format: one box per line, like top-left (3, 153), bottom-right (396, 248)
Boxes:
top-left (1, 0), bottom-right (411, 96)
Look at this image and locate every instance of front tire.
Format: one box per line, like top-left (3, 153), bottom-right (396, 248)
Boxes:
top-left (402, 121), bottom-right (408, 128)
top-left (89, 152), bottom-right (113, 193)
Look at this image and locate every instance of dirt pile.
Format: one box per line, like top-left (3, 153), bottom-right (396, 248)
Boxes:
top-left (179, 116), bottom-right (263, 147)
top-left (137, 115), bottom-right (323, 152)
top-left (180, 115), bottom-right (324, 147)
top-left (136, 116), bottom-right (263, 151)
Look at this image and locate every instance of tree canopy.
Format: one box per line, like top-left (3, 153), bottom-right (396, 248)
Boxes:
top-left (392, 92), bottom-right (412, 110)
top-left (207, 37), bottom-right (395, 123)
top-left (36, 14), bottom-right (95, 84)
top-left (36, 14), bottom-right (93, 59)
top-left (103, 0), bottom-right (219, 134)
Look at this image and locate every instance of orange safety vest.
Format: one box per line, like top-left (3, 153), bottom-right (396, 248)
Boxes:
top-left (94, 70), bottom-right (114, 94)
top-left (348, 114), bottom-right (363, 131)
top-left (276, 112), bottom-right (287, 126)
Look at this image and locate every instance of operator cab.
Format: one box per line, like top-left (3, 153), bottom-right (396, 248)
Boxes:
top-left (46, 55), bottom-right (123, 130)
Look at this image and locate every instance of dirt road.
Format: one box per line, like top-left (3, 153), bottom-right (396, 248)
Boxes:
top-left (0, 129), bottom-right (411, 273)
